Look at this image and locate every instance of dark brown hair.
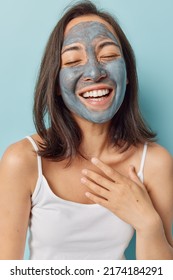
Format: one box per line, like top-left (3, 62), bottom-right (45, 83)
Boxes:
top-left (33, 0), bottom-right (156, 162)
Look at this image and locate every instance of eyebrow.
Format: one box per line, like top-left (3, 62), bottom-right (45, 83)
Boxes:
top-left (61, 45), bottom-right (82, 55)
top-left (97, 41), bottom-right (121, 51)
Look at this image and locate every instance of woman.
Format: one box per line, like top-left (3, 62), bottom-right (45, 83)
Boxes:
top-left (0, 1), bottom-right (172, 260)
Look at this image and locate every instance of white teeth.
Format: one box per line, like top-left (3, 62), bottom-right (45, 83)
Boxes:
top-left (82, 89), bottom-right (109, 98)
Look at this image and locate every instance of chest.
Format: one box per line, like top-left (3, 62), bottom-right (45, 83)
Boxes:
top-left (43, 160), bottom-right (103, 204)
top-left (42, 150), bottom-right (140, 204)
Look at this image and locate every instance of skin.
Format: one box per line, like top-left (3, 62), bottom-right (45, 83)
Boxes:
top-left (59, 21), bottom-right (127, 123)
top-left (0, 15), bottom-right (172, 260)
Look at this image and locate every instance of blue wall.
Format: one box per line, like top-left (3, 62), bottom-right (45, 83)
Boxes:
top-left (0, 0), bottom-right (172, 259)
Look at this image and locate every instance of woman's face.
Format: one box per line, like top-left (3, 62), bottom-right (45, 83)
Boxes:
top-left (59, 15), bottom-right (127, 123)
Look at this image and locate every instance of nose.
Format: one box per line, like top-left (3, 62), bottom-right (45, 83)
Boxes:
top-left (83, 60), bottom-right (107, 82)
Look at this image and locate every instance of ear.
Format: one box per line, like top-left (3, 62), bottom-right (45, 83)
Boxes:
top-left (126, 79), bottom-right (129, 85)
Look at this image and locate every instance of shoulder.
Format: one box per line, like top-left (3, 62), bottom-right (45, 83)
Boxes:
top-left (144, 143), bottom-right (173, 245)
top-left (0, 136), bottom-right (39, 193)
top-left (145, 142), bottom-right (173, 182)
top-left (1, 137), bottom-right (36, 169)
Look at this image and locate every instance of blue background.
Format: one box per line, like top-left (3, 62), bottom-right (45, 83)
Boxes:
top-left (0, 0), bottom-right (172, 259)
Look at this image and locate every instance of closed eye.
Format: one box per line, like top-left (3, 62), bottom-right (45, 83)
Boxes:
top-left (102, 54), bottom-right (120, 58)
top-left (100, 53), bottom-right (121, 61)
top-left (61, 44), bottom-right (86, 67)
top-left (63, 60), bottom-right (83, 67)
top-left (65, 60), bottom-right (80, 65)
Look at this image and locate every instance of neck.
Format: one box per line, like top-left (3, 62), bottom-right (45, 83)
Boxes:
top-left (74, 115), bottom-right (111, 159)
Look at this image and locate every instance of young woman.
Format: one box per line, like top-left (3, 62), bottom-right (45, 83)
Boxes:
top-left (0, 1), bottom-right (172, 260)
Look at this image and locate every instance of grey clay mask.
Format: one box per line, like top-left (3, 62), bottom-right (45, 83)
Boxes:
top-left (59, 21), bottom-right (127, 123)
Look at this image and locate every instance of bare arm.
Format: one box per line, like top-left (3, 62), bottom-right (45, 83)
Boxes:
top-left (135, 145), bottom-right (173, 259)
top-left (0, 140), bottom-right (37, 259)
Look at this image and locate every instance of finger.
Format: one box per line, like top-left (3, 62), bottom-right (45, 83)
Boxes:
top-left (85, 191), bottom-right (108, 207)
top-left (128, 165), bottom-right (144, 188)
top-left (91, 157), bottom-right (125, 183)
top-left (81, 169), bottom-right (114, 190)
top-left (81, 177), bottom-right (110, 199)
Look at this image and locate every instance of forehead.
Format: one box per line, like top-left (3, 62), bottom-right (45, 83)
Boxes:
top-left (64, 15), bottom-right (116, 35)
top-left (63, 15), bottom-right (119, 46)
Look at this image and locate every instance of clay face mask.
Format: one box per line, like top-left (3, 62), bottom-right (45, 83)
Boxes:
top-left (59, 21), bottom-right (127, 123)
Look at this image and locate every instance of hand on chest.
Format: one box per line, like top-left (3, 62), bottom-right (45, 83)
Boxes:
top-left (42, 153), bottom-right (138, 204)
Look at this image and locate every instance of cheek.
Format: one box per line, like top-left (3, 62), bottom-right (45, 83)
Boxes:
top-left (106, 58), bottom-right (127, 85)
top-left (59, 67), bottom-right (83, 92)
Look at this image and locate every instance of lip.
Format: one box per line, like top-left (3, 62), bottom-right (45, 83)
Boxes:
top-left (76, 84), bottom-right (115, 111)
top-left (77, 84), bottom-right (113, 96)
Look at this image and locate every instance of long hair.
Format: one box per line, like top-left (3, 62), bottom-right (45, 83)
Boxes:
top-left (33, 0), bottom-right (156, 162)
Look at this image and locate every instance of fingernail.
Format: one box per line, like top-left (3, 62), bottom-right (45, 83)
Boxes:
top-left (81, 177), bottom-right (87, 183)
top-left (91, 157), bottom-right (98, 164)
top-left (85, 192), bottom-right (90, 197)
top-left (82, 169), bottom-right (87, 175)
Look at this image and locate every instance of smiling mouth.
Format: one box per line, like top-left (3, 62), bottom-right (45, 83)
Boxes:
top-left (78, 87), bottom-right (114, 109)
top-left (80, 89), bottom-right (111, 100)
